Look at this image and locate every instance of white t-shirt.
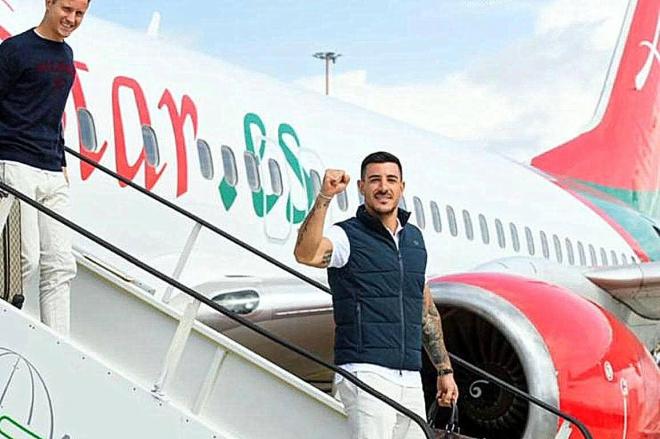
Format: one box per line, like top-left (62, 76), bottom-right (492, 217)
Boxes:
top-left (326, 221), bottom-right (422, 388)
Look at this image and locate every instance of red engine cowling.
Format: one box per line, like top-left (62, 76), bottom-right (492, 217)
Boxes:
top-left (427, 272), bottom-right (659, 439)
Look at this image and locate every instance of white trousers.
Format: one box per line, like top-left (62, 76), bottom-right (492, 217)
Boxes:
top-left (336, 371), bottom-right (427, 439)
top-left (0, 161), bottom-right (76, 336)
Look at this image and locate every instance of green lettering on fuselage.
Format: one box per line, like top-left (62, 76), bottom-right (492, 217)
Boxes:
top-left (218, 113), bottom-right (314, 225)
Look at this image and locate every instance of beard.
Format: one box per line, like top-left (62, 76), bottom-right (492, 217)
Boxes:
top-left (365, 194), bottom-right (399, 217)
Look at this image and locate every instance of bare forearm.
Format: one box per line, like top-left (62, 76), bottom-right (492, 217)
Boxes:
top-left (422, 289), bottom-right (452, 370)
top-left (294, 195), bottom-right (331, 262)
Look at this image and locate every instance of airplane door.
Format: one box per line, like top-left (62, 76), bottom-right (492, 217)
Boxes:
top-left (260, 136), bottom-right (293, 242)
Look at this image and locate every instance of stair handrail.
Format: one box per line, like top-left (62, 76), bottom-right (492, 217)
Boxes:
top-left (0, 180), bottom-right (436, 439)
top-left (61, 148), bottom-right (595, 439)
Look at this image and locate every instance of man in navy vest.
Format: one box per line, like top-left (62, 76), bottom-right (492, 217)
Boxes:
top-left (0, 0), bottom-right (90, 335)
top-left (295, 151), bottom-right (458, 438)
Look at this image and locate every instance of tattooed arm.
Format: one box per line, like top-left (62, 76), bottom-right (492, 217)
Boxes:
top-left (422, 283), bottom-right (459, 406)
top-left (293, 169), bottom-right (350, 268)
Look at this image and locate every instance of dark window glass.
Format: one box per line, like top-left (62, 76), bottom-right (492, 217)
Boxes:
top-left (589, 244), bottom-right (598, 266)
top-left (77, 108), bottom-right (98, 152)
top-left (430, 201), bottom-right (442, 233)
top-left (510, 223), bottom-right (520, 252)
top-left (463, 210), bottom-right (474, 241)
top-left (447, 206), bottom-right (458, 237)
top-left (337, 191), bottom-right (349, 212)
top-left (565, 239), bottom-right (575, 265)
top-left (221, 145), bottom-right (238, 186)
top-left (553, 235), bottom-right (563, 263)
top-left (244, 151), bottom-right (261, 192)
top-left (309, 170), bottom-right (322, 198)
top-left (495, 219), bottom-right (506, 248)
top-left (525, 227), bottom-right (535, 255)
top-left (413, 197), bottom-right (426, 229)
top-left (142, 125), bottom-right (160, 167)
top-left (577, 241), bottom-right (586, 266)
top-left (600, 248), bottom-right (609, 266)
top-left (478, 214), bottom-right (489, 244)
top-left (540, 231), bottom-right (550, 259)
top-left (267, 159), bottom-right (283, 196)
top-left (196, 139), bottom-right (214, 180)
top-left (610, 251), bottom-right (619, 266)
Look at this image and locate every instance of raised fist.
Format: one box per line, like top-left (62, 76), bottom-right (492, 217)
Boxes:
top-left (321, 169), bottom-right (350, 197)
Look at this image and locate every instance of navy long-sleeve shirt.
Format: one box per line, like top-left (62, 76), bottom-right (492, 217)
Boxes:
top-left (0, 29), bottom-right (74, 171)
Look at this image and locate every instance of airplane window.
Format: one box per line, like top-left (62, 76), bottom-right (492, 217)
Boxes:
top-left (565, 238), bottom-right (575, 265)
top-left (577, 241), bottom-right (586, 266)
top-left (196, 139), bottom-right (214, 180)
top-left (621, 253), bottom-right (628, 265)
top-left (413, 197), bottom-right (426, 229)
top-left (552, 235), bottom-right (563, 263)
top-left (462, 210), bottom-right (474, 241)
top-left (495, 219), bottom-right (506, 249)
top-left (600, 248), bottom-right (609, 266)
top-left (142, 125), bottom-right (160, 167)
top-left (510, 223), bottom-right (520, 252)
top-left (267, 159), bottom-right (283, 196)
top-left (221, 145), bottom-right (238, 186)
top-left (479, 214), bottom-right (490, 244)
top-left (77, 108), bottom-right (98, 152)
top-left (525, 227), bottom-right (535, 255)
top-left (309, 169), bottom-right (322, 198)
top-left (430, 201), bottom-right (442, 233)
top-left (244, 151), bottom-right (261, 192)
top-left (337, 191), bottom-right (349, 212)
top-left (399, 196), bottom-right (408, 211)
top-left (539, 231), bottom-right (550, 259)
top-left (589, 244), bottom-right (598, 266)
top-left (610, 251), bottom-right (619, 266)
top-left (446, 206), bottom-right (458, 237)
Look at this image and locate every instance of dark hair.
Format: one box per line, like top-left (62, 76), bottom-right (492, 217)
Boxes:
top-left (360, 151), bottom-right (402, 179)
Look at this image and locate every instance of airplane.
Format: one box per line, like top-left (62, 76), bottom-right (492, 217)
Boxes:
top-left (0, 0), bottom-right (658, 438)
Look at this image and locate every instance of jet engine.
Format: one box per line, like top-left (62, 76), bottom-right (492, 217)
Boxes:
top-left (426, 272), bottom-right (660, 439)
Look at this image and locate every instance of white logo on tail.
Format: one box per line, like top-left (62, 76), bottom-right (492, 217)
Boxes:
top-left (635, 14), bottom-right (660, 91)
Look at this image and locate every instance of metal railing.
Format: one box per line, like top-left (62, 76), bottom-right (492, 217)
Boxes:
top-left (0, 181), bottom-right (436, 438)
top-left (55, 147), bottom-right (595, 439)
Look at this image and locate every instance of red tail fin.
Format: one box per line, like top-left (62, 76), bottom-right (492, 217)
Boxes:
top-left (532, 0), bottom-right (660, 218)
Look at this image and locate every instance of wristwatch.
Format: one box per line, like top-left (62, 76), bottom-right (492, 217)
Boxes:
top-left (438, 368), bottom-right (453, 376)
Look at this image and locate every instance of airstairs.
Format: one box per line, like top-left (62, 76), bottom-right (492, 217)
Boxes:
top-left (4, 250), bottom-right (349, 439)
top-left (0, 145), bottom-right (595, 439)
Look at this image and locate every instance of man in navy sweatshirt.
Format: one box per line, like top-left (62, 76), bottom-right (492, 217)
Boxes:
top-left (0, 0), bottom-right (90, 336)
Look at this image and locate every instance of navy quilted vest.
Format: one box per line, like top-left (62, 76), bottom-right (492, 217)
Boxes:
top-left (328, 205), bottom-right (427, 371)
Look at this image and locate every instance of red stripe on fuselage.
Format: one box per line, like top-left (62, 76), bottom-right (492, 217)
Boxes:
top-left (0, 26), bottom-right (10, 40)
top-left (555, 182), bottom-right (650, 262)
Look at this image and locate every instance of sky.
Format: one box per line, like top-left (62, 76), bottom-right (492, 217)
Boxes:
top-left (88, 0), bottom-right (630, 161)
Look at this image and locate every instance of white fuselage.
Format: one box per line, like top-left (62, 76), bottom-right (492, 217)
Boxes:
top-left (0, 2), bottom-right (637, 294)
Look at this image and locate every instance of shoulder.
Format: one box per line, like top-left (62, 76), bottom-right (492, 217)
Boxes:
top-left (0, 33), bottom-right (22, 53)
top-left (1, 30), bottom-right (40, 58)
top-left (334, 216), bottom-right (361, 233)
top-left (0, 32), bottom-right (27, 65)
top-left (63, 41), bottom-right (73, 56)
top-left (403, 223), bottom-right (426, 245)
top-left (2, 29), bottom-right (35, 47)
top-left (326, 224), bottom-right (348, 242)
top-left (404, 222), bottom-right (423, 237)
